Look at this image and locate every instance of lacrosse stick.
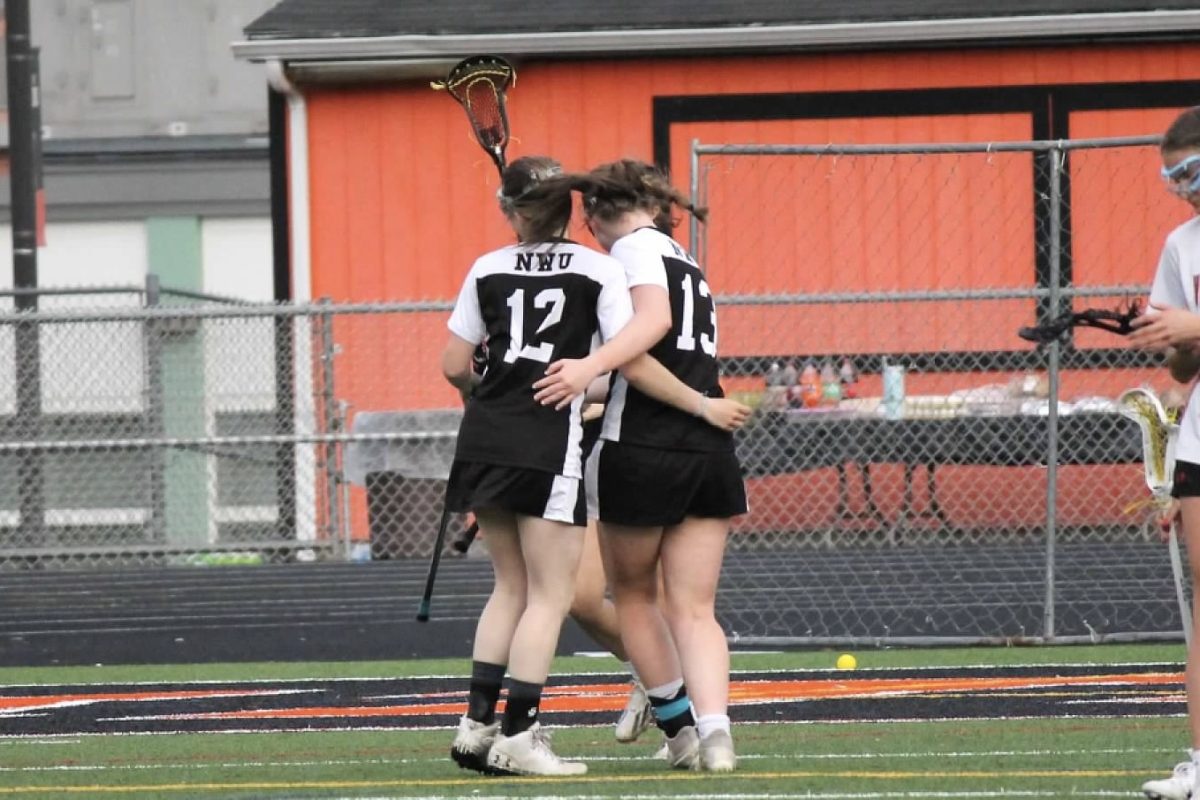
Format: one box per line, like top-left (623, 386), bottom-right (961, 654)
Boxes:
top-left (415, 508), bottom-right (453, 622)
top-left (1018, 298), bottom-right (1142, 344)
top-left (1118, 387), bottom-right (1191, 644)
top-left (431, 55), bottom-right (516, 177)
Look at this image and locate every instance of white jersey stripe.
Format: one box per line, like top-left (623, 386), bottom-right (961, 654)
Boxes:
top-left (543, 474), bottom-right (579, 524)
top-left (584, 440), bottom-right (604, 520)
top-left (602, 376), bottom-right (628, 442)
top-left (561, 394), bottom-right (586, 478)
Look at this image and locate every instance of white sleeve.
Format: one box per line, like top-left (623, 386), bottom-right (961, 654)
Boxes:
top-left (1150, 236), bottom-right (1188, 310)
top-left (610, 235), bottom-right (668, 290)
top-left (596, 265), bottom-right (634, 342)
top-left (447, 265), bottom-right (486, 344)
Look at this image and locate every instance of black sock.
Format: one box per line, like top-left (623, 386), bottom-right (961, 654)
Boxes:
top-left (466, 660), bottom-right (505, 724)
top-left (502, 678), bottom-right (543, 736)
top-left (650, 684), bottom-right (696, 738)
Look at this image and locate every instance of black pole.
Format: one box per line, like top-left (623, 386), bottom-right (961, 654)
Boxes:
top-left (7, 0), bottom-right (43, 543)
top-left (8, 0), bottom-right (37, 300)
top-left (268, 88), bottom-right (296, 541)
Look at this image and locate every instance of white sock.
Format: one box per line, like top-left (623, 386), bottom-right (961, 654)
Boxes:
top-left (645, 678), bottom-right (684, 700)
top-left (623, 661), bottom-right (641, 686)
top-left (697, 713), bottom-right (731, 739)
top-left (1191, 747), bottom-right (1200, 764)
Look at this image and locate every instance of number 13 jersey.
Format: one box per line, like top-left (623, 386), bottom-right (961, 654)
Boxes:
top-left (602, 227), bottom-right (733, 453)
top-left (447, 240), bottom-right (632, 479)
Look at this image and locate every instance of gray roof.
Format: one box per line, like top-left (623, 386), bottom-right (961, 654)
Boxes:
top-left (245, 0), bottom-right (1200, 39)
top-left (234, 0), bottom-right (1200, 65)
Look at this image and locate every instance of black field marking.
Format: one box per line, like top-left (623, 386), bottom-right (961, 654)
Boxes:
top-left (0, 664), bottom-right (1182, 737)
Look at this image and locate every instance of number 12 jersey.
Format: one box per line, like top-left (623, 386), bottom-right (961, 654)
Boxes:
top-left (447, 239), bottom-right (632, 479)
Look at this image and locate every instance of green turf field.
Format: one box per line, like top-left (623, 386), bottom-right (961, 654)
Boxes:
top-left (0, 643), bottom-right (1188, 799)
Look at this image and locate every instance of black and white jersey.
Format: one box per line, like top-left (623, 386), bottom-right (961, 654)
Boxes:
top-left (448, 240), bottom-right (632, 479)
top-left (601, 227), bottom-right (732, 453)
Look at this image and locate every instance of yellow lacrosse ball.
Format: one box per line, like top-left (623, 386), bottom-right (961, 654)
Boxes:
top-left (836, 653), bottom-right (857, 670)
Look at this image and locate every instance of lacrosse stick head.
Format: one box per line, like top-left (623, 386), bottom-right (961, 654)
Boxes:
top-left (431, 55), bottom-right (516, 175)
top-left (1117, 387), bottom-right (1181, 497)
top-left (1018, 298), bottom-right (1143, 345)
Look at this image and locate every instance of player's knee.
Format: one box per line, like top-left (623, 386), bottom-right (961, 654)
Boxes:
top-left (491, 577), bottom-right (527, 609)
top-left (608, 564), bottom-right (657, 594)
top-left (611, 578), bottom-right (658, 608)
top-left (527, 579), bottom-right (576, 617)
top-left (663, 594), bottom-right (716, 627)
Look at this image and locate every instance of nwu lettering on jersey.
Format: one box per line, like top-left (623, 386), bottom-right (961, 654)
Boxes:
top-left (515, 251), bottom-right (575, 272)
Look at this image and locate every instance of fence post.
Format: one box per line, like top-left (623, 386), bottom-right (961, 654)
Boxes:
top-left (317, 299), bottom-right (341, 552)
top-left (1042, 144), bottom-right (1065, 642)
top-left (143, 273), bottom-right (167, 543)
top-left (273, 312), bottom-right (297, 542)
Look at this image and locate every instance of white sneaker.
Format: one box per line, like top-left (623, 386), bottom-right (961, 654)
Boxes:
top-left (450, 715), bottom-right (499, 774)
top-left (1143, 761), bottom-right (1197, 799)
top-left (700, 729), bottom-right (736, 772)
top-left (486, 722), bottom-right (587, 776)
top-left (655, 738), bottom-right (669, 760)
top-left (615, 682), bottom-right (654, 743)
top-left (665, 725), bottom-right (700, 770)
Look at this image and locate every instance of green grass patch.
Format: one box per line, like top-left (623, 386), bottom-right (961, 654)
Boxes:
top-left (0, 644), bottom-right (1187, 798)
top-left (0, 717), bottom-right (1186, 798)
top-left (0, 641), bottom-right (1184, 685)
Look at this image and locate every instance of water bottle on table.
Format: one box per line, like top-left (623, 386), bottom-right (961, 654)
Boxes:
top-left (882, 359), bottom-right (905, 420)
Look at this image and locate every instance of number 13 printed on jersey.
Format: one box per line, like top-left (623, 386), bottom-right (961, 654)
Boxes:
top-left (676, 272), bottom-right (717, 356)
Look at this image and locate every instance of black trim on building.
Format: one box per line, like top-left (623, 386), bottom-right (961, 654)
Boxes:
top-left (268, 89), bottom-right (291, 303)
top-left (653, 79), bottom-right (1200, 374)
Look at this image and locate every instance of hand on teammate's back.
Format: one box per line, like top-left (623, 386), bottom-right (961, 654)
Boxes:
top-left (534, 357), bottom-right (601, 409)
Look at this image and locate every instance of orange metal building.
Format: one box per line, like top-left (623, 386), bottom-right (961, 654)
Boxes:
top-left (238, 2), bottom-right (1200, 539)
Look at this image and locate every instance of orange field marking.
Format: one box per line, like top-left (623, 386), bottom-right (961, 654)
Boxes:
top-left (160, 671), bottom-right (1179, 721)
top-left (0, 689), bottom-right (293, 715)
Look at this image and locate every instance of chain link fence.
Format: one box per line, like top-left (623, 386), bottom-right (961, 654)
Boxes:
top-left (693, 134), bottom-right (1191, 644)
top-left (0, 135), bottom-right (1191, 646)
top-left (0, 288), bottom-right (470, 567)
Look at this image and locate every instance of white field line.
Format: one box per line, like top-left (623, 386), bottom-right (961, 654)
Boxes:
top-left (0, 712), bottom-right (1184, 739)
top-left (319, 796), bottom-right (1104, 800)
top-left (0, 661), bottom-right (1184, 689)
top-left (0, 746), bottom-right (1164, 773)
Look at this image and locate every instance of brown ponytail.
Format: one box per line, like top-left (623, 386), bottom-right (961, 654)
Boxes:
top-left (584, 160), bottom-right (707, 230)
top-left (1163, 106), bottom-right (1200, 152)
top-left (510, 159), bottom-right (706, 241)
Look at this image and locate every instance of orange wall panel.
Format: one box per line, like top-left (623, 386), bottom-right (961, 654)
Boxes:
top-left (302, 43), bottom-right (1200, 416)
top-left (1067, 108), bottom-right (1195, 292)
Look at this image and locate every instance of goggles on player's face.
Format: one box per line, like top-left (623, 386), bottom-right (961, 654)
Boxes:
top-left (1161, 154), bottom-right (1200, 197)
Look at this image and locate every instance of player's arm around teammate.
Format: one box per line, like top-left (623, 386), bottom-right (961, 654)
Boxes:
top-left (441, 156), bottom-right (634, 778)
top-left (1131, 107), bottom-right (1200, 800)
